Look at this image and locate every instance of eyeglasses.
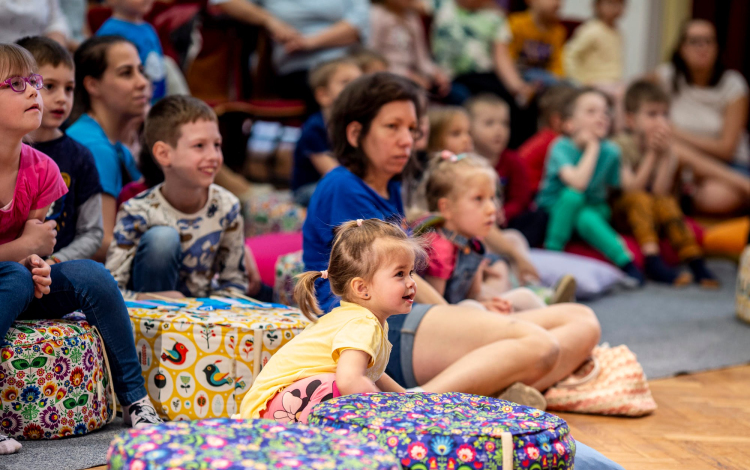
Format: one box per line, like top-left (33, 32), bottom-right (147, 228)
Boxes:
top-left (0, 74), bottom-right (44, 93)
top-left (685, 36), bottom-right (716, 47)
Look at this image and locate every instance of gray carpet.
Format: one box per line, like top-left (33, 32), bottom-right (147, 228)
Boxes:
top-left (583, 259), bottom-right (749, 379)
top-left (0, 416), bottom-right (125, 470)
top-left (3, 259), bottom-right (746, 469)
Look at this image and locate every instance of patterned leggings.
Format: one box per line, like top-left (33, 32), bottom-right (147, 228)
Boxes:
top-left (260, 374), bottom-right (340, 424)
top-left (613, 191), bottom-right (701, 261)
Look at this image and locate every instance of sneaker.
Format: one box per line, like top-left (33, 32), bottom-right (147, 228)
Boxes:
top-left (550, 275), bottom-right (577, 304)
top-left (123, 399), bottom-right (163, 429)
top-left (497, 382), bottom-right (547, 410)
top-left (0, 433), bottom-right (21, 455)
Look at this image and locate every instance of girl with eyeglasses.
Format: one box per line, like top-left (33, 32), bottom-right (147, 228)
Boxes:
top-left (0, 43), bottom-right (162, 455)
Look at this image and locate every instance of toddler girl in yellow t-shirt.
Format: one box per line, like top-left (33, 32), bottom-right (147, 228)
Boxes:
top-left (237, 218), bottom-right (426, 423)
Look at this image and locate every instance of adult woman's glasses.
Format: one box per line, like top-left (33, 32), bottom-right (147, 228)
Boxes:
top-left (0, 74), bottom-right (44, 93)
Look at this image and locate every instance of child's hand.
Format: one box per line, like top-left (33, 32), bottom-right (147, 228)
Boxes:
top-left (22, 255), bottom-right (52, 298)
top-left (649, 124), bottom-right (672, 155)
top-left (22, 219), bottom-right (57, 257)
top-left (481, 297), bottom-right (514, 314)
top-left (432, 70), bottom-right (452, 97)
top-left (573, 129), bottom-right (599, 150)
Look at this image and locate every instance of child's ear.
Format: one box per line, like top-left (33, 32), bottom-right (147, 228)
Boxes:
top-left (83, 76), bottom-right (100, 100)
top-left (437, 197), bottom-right (451, 218)
top-left (346, 121), bottom-right (363, 148)
top-left (151, 141), bottom-right (172, 168)
top-left (349, 277), bottom-right (370, 301)
top-left (314, 86), bottom-right (331, 109)
top-left (624, 113), bottom-right (636, 131)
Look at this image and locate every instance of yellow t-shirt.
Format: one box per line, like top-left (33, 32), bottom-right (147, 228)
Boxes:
top-left (508, 11), bottom-right (567, 77)
top-left (563, 19), bottom-right (622, 85)
top-left (237, 302), bottom-right (392, 419)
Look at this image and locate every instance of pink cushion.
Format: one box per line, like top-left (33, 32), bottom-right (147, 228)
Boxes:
top-left (564, 218), bottom-right (704, 270)
top-left (245, 232), bottom-right (303, 285)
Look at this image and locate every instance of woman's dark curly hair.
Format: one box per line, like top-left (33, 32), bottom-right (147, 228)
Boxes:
top-left (328, 72), bottom-right (424, 179)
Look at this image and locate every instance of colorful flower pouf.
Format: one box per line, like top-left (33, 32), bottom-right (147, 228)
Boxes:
top-left (274, 250), bottom-right (304, 307)
top-left (0, 320), bottom-right (114, 440)
top-left (107, 418), bottom-right (401, 470)
top-left (308, 392), bottom-right (575, 470)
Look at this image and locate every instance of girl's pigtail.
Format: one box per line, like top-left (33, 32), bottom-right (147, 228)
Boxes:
top-left (293, 271), bottom-right (324, 322)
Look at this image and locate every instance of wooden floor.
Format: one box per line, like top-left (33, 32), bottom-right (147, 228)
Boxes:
top-left (88, 365), bottom-right (750, 470)
top-left (559, 365), bottom-right (750, 470)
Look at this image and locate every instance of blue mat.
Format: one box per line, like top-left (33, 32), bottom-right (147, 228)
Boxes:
top-left (583, 259), bottom-right (749, 379)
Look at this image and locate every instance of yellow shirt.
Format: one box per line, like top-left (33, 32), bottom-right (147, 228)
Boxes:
top-left (564, 19), bottom-right (622, 85)
top-left (508, 11), bottom-right (567, 77)
top-left (237, 302), bottom-right (392, 419)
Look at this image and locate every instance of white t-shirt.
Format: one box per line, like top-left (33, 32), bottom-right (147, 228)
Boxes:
top-left (656, 63), bottom-right (750, 165)
top-left (0, 0), bottom-right (69, 43)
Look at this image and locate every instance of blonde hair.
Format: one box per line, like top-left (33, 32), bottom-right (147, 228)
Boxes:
top-left (427, 106), bottom-right (469, 152)
top-left (293, 219), bottom-right (427, 322)
top-left (465, 93), bottom-right (509, 118)
top-left (308, 57), bottom-right (360, 91)
top-left (423, 152), bottom-right (497, 212)
top-left (0, 44), bottom-right (37, 81)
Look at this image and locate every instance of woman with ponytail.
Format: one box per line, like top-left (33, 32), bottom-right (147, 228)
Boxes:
top-left (237, 218), bottom-right (426, 423)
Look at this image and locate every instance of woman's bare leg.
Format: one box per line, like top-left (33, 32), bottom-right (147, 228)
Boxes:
top-left (511, 303), bottom-right (602, 391)
top-left (413, 305), bottom-right (561, 396)
top-left (673, 141), bottom-right (750, 196)
top-left (694, 179), bottom-right (748, 215)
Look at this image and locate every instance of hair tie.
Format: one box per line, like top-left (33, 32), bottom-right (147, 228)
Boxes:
top-left (440, 150), bottom-right (466, 163)
top-left (356, 219), bottom-right (363, 227)
top-left (320, 270), bottom-right (328, 279)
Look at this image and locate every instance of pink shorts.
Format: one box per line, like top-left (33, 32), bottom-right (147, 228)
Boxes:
top-left (260, 373), bottom-right (340, 424)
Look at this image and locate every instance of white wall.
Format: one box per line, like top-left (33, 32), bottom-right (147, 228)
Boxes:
top-left (560, 0), bottom-right (662, 79)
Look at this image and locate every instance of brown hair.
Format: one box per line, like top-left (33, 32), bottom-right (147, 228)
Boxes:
top-left (144, 95), bottom-right (217, 150)
top-left (347, 46), bottom-right (388, 72)
top-left (72, 35), bottom-right (135, 122)
top-left (0, 43), bottom-right (37, 81)
top-left (670, 19), bottom-right (724, 93)
top-left (423, 152), bottom-right (497, 211)
top-left (293, 219), bottom-right (427, 321)
top-left (329, 72), bottom-right (423, 178)
top-left (538, 84), bottom-right (576, 126)
top-left (16, 36), bottom-right (74, 70)
top-left (623, 80), bottom-right (670, 114)
top-left (426, 106), bottom-right (469, 152)
top-left (560, 87), bottom-right (611, 121)
top-left (308, 57), bottom-right (360, 91)
top-left (465, 93), bottom-right (509, 118)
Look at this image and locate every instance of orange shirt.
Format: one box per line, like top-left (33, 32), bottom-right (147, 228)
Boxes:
top-left (508, 11), bottom-right (566, 77)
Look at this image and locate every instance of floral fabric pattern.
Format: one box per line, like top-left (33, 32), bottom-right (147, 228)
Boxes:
top-left (243, 191), bottom-right (306, 238)
top-left (309, 392), bottom-right (575, 470)
top-left (107, 418), bottom-right (400, 470)
top-left (274, 250), bottom-right (304, 307)
top-left (0, 319), bottom-right (112, 440)
top-left (128, 298), bottom-right (310, 421)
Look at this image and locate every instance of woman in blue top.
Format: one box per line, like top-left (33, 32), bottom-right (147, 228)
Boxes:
top-left (304, 73), bottom-right (624, 470)
top-left (67, 35), bottom-right (148, 261)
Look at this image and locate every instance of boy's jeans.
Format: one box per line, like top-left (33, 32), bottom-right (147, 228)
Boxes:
top-left (129, 226), bottom-right (185, 294)
top-left (0, 260), bottom-right (147, 406)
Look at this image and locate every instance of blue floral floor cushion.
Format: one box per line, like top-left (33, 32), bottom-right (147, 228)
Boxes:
top-left (308, 392), bottom-right (575, 470)
top-left (107, 418), bottom-right (401, 469)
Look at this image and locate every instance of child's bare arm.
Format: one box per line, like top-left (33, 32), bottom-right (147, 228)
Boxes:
top-left (0, 205), bottom-right (56, 262)
top-left (413, 273), bottom-right (448, 305)
top-left (336, 349), bottom-right (380, 395)
top-left (621, 151), bottom-right (657, 192)
top-left (651, 151), bottom-right (678, 196)
top-left (309, 153), bottom-right (340, 177)
top-left (375, 373), bottom-right (406, 393)
top-left (424, 275), bottom-right (447, 297)
top-left (559, 135), bottom-right (601, 192)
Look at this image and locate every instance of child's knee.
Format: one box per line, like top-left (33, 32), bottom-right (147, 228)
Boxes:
top-left (138, 226), bottom-right (182, 261)
top-left (535, 333), bottom-right (561, 374)
top-left (0, 262), bottom-right (35, 301)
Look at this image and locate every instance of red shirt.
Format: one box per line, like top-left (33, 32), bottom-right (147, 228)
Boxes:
top-left (494, 149), bottom-right (533, 223)
top-left (0, 144), bottom-right (67, 244)
top-left (518, 128), bottom-right (559, 194)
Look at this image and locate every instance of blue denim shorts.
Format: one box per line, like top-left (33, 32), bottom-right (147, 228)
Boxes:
top-left (385, 303), bottom-right (432, 388)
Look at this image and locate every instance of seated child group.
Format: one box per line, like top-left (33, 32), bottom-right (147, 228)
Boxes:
top-left (1, 0), bottom-right (746, 463)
